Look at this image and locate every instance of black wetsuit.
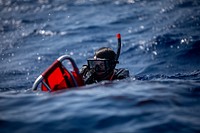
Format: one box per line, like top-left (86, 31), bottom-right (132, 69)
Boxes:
top-left (80, 65), bottom-right (129, 84)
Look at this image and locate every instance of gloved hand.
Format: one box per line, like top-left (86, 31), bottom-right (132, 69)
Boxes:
top-left (84, 69), bottom-right (95, 84)
top-left (80, 65), bottom-right (89, 76)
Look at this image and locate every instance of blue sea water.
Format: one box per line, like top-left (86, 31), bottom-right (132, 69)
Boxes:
top-left (0, 0), bottom-right (200, 132)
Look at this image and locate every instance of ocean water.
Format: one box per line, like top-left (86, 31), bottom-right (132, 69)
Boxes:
top-left (0, 0), bottom-right (200, 132)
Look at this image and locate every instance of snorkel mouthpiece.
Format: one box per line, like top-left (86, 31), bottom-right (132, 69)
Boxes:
top-left (95, 64), bottom-right (101, 72)
top-left (115, 33), bottom-right (121, 62)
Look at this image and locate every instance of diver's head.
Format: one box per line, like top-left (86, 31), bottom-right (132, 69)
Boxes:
top-left (94, 47), bottom-right (117, 61)
top-left (87, 47), bottom-right (118, 78)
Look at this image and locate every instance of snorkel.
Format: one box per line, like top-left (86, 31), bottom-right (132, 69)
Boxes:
top-left (115, 33), bottom-right (121, 63)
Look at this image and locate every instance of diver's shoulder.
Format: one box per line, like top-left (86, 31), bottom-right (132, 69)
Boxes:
top-left (114, 68), bottom-right (129, 79)
top-left (116, 68), bottom-right (129, 73)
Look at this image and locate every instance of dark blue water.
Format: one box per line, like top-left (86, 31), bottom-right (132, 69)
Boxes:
top-left (0, 0), bottom-right (200, 132)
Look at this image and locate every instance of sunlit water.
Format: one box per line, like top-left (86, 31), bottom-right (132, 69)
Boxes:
top-left (0, 0), bottom-right (200, 133)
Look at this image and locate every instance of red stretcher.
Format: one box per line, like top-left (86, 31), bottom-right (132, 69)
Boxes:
top-left (32, 55), bottom-right (85, 92)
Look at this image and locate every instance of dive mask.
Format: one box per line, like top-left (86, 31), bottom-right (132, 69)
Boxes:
top-left (87, 59), bottom-right (113, 72)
